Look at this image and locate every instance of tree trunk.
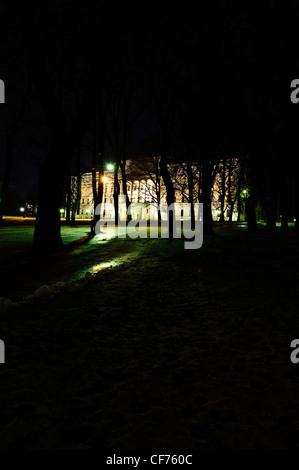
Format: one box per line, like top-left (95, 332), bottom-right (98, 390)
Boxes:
top-left (33, 150), bottom-right (67, 252)
top-left (245, 195), bottom-right (257, 233)
top-left (90, 111), bottom-right (104, 236)
top-left (160, 157), bottom-right (175, 239)
top-left (219, 160), bottom-right (226, 222)
top-left (201, 161), bottom-right (214, 235)
top-left (0, 136), bottom-right (13, 223)
top-left (92, 165), bottom-right (104, 234)
top-left (71, 175), bottom-right (81, 225)
top-left (186, 161), bottom-right (195, 229)
top-left (120, 162), bottom-right (132, 223)
top-left (157, 184), bottom-right (162, 225)
top-left (65, 169), bottom-right (71, 224)
top-left (280, 172), bottom-right (288, 231)
top-left (113, 165), bottom-right (120, 224)
top-left (227, 158), bottom-right (234, 223)
top-left (22, 2), bottom-right (102, 252)
top-left (236, 174), bottom-right (242, 222)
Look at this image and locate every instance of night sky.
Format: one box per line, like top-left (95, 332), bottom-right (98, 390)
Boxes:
top-left (0, 2), bottom-right (298, 199)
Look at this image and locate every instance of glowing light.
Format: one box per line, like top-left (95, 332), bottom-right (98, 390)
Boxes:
top-left (106, 164), bottom-right (114, 171)
top-left (102, 176), bottom-right (108, 183)
top-left (20, 207), bottom-right (25, 213)
top-left (60, 209), bottom-right (64, 214)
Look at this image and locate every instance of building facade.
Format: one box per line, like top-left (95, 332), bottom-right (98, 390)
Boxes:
top-left (72, 159), bottom-right (244, 222)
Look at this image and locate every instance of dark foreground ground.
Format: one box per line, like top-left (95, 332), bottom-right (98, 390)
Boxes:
top-left (1, 225), bottom-right (299, 449)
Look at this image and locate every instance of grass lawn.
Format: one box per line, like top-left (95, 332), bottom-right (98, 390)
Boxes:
top-left (1, 226), bottom-right (299, 448)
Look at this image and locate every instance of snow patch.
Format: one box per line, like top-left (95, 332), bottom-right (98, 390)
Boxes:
top-left (1, 259), bottom-right (130, 313)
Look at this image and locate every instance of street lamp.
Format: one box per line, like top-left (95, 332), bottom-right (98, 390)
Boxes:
top-left (60, 209), bottom-right (64, 218)
top-left (106, 163), bottom-right (114, 171)
top-left (102, 176), bottom-right (108, 219)
top-left (216, 209), bottom-right (222, 221)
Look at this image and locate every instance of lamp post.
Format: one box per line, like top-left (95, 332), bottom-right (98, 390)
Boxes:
top-left (242, 189), bottom-right (248, 222)
top-left (216, 209), bottom-right (222, 221)
top-left (104, 163), bottom-right (115, 220)
top-left (102, 176), bottom-right (108, 219)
